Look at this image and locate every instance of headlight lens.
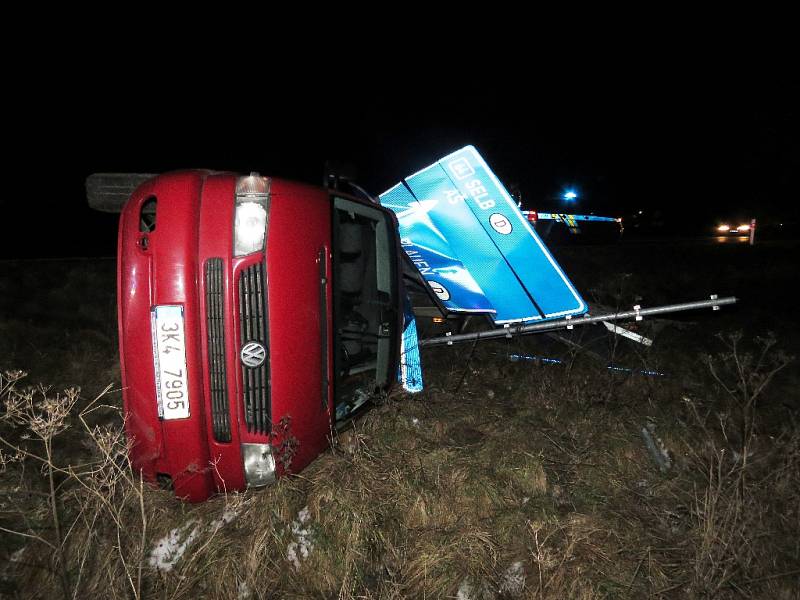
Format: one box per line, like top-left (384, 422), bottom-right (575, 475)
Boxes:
top-left (737, 224), bottom-right (750, 232)
top-left (234, 201), bottom-right (267, 256)
top-left (717, 224), bottom-right (730, 232)
top-left (242, 443), bottom-right (276, 487)
top-left (234, 174), bottom-right (270, 257)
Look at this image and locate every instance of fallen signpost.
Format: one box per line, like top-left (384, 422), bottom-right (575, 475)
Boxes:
top-left (419, 296), bottom-right (737, 347)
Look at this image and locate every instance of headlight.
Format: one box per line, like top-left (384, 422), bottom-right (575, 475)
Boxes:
top-left (234, 201), bottom-right (267, 256)
top-left (717, 224), bottom-right (730, 232)
top-left (737, 224), bottom-right (750, 232)
top-left (234, 174), bottom-right (270, 257)
top-left (242, 443), bottom-right (276, 487)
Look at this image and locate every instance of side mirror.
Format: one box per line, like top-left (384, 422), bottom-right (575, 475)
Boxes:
top-left (323, 160), bottom-right (358, 191)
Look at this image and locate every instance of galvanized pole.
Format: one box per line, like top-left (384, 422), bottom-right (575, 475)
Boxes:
top-left (420, 296), bottom-right (737, 347)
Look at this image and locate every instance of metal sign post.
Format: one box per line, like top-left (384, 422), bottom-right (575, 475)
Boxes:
top-left (420, 296), bottom-right (737, 347)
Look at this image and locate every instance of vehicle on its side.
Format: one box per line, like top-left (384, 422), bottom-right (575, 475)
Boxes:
top-left (88, 171), bottom-right (404, 501)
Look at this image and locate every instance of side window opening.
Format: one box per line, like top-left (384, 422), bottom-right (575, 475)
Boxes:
top-left (332, 198), bottom-right (396, 423)
top-left (337, 213), bottom-right (378, 376)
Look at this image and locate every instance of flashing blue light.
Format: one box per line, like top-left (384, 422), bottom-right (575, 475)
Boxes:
top-left (563, 190), bottom-right (578, 201)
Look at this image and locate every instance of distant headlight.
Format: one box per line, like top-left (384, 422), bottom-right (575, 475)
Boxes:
top-left (234, 174), bottom-right (270, 257)
top-left (737, 224), bottom-right (750, 232)
top-left (717, 224), bottom-right (730, 232)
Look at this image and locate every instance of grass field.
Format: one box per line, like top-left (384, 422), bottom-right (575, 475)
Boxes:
top-left (1, 239), bottom-right (798, 599)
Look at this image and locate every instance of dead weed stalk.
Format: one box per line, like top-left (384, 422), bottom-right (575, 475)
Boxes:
top-left (681, 333), bottom-right (796, 596)
top-left (1, 370), bottom-right (149, 599)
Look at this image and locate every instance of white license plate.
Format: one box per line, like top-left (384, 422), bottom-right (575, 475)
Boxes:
top-left (151, 305), bottom-right (190, 420)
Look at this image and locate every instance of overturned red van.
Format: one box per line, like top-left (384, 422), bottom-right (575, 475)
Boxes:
top-left (88, 171), bottom-right (404, 501)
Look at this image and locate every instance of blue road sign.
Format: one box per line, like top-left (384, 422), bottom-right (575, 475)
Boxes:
top-left (381, 146), bottom-right (587, 323)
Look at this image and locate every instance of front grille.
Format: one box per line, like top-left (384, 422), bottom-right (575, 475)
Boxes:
top-left (238, 261), bottom-right (270, 434)
top-left (205, 258), bottom-right (230, 442)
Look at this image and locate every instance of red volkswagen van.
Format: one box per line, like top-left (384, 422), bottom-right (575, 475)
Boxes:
top-left (91, 171), bottom-right (403, 501)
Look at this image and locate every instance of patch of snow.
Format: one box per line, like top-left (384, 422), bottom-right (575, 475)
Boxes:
top-left (10, 547), bottom-right (25, 563)
top-left (2, 546), bottom-right (26, 579)
top-left (457, 578), bottom-right (475, 600)
top-left (149, 521), bottom-right (200, 573)
top-left (149, 505), bottom-right (240, 573)
top-left (237, 579), bottom-right (252, 600)
top-left (732, 448), bottom-right (755, 463)
top-left (457, 577), bottom-right (495, 600)
top-left (286, 506), bottom-right (315, 570)
top-left (499, 561), bottom-right (525, 597)
top-left (209, 504), bottom-right (240, 533)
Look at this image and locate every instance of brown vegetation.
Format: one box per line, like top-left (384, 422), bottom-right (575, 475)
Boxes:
top-left (1, 242), bottom-right (798, 598)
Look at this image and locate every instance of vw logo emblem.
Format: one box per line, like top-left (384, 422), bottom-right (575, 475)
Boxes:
top-left (240, 341), bottom-right (266, 368)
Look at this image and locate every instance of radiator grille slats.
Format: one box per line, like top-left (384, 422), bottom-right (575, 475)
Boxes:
top-left (238, 262), bottom-right (270, 434)
top-left (205, 258), bottom-right (230, 442)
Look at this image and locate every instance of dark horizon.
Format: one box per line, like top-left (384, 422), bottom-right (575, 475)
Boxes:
top-left (3, 74), bottom-right (797, 258)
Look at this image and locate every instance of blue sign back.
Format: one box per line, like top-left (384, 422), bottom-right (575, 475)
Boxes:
top-left (381, 146), bottom-right (586, 323)
top-left (381, 182), bottom-right (495, 315)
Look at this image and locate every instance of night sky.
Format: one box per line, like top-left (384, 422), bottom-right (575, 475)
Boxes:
top-left (4, 71), bottom-right (797, 259)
